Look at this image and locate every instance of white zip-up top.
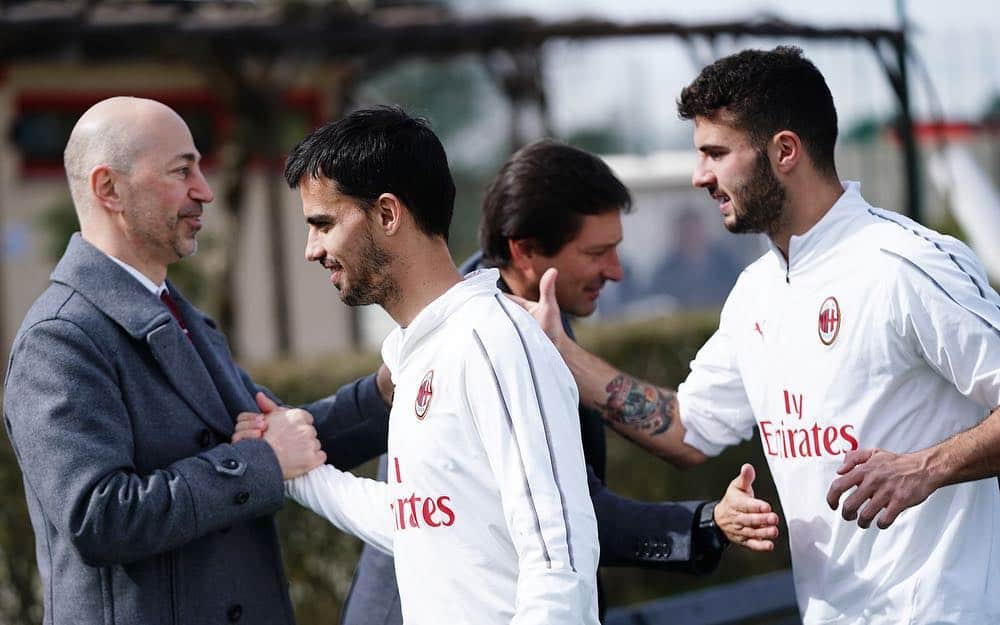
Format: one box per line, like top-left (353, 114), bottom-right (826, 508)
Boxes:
top-left (287, 269), bottom-right (599, 625)
top-left (678, 182), bottom-right (1000, 625)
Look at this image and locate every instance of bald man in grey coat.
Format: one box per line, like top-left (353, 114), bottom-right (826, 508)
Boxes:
top-left (2, 97), bottom-right (389, 625)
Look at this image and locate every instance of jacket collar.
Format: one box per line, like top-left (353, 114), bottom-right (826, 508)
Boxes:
top-left (381, 268), bottom-right (500, 372)
top-left (50, 234), bottom-right (174, 339)
top-left (50, 233), bottom-right (238, 435)
top-left (460, 250), bottom-right (575, 340)
top-left (766, 181), bottom-right (870, 279)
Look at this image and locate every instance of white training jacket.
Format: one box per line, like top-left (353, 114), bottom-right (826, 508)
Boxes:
top-left (287, 269), bottom-right (599, 625)
top-left (679, 182), bottom-right (1000, 625)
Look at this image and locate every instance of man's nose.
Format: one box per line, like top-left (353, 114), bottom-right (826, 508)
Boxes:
top-left (190, 169), bottom-right (214, 203)
top-left (304, 231), bottom-right (323, 262)
top-left (603, 249), bottom-right (624, 283)
top-left (692, 162), bottom-right (714, 189)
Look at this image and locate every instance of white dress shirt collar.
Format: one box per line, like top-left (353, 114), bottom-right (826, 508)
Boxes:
top-left (105, 254), bottom-right (168, 297)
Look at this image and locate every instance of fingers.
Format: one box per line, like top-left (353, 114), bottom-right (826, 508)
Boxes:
top-left (856, 491), bottom-right (891, 529)
top-left (737, 525), bottom-right (780, 540)
top-left (836, 448), bottom-right (875, 475)
top-left (732, 463), bottom-right (756, 493)
top-left (876, 501), bottom-right (905, 530)
top-left (827, 448), bottom-right (929, 530)
top-left (826, 468), bottom-right (866, 510)
top-left (728, 495), bottom-right (772, 515)
top-left (738, 511), bottom-right (780, 530)
top-left (255, 391), bottom-right (281, 414)
top-left (722, 511), bottom-right (780, 551)
top-left (717, 479), bottom-right (780, 551)
top-left (233, 413), bottom-right (267, 443)
top-left (232, 429), bottom-right (263, 443)
top-left (538, 267), bottom-right (559, 307)
top-left (311, 449), bottom-right (328, 470)
top-left (234, 418), bottom-right (266, 434)
top-left (741, 538), bottom-right (776, 552)
top-left (264, 408), bottom-right (324, 479)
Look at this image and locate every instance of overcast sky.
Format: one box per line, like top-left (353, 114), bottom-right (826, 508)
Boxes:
top-left (454, 0), bottom-right (999, 150)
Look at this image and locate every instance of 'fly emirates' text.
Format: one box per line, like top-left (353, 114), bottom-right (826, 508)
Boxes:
top-left (388, 457), bottom-right (456, 530)
top-left (758, 389), bottom-right (859, 459)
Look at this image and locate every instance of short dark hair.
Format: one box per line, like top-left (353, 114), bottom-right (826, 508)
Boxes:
top-left (678, 46), bottom-right (838, 176)
top-left (479, 140), bottom-right (632, 268)
top-left (284, 106), bottom-right (456, 240)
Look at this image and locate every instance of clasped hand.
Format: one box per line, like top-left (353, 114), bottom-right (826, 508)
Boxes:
top-left (233, 392), bottom-right (325, 479)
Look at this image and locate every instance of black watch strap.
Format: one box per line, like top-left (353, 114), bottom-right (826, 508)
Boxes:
top-left (698, 500), bottom-right (729, 551)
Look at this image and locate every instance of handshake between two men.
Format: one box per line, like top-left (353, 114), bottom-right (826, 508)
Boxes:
top-left (233, 392), bottom-right (326, 479)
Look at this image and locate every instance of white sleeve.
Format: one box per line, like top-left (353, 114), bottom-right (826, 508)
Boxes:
top-left (465, 304), bottom-right (599, 625)
top-left (284, 465), bottom-right (394, 555)
top-left (887, 252), bottom-right (1000, 410)
top-left (677, 281), bottom-right (756, 456)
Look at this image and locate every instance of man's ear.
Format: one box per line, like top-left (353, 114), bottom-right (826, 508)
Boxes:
top-left (771, 130), bottom-right (803, 174)
top-left (376, 193), bottom-right (405, 236)
top-left (91, 165), bottom-right (125, 214)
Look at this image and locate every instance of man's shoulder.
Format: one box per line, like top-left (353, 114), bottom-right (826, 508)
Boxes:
top-left (15, 282), bottom-right (101, 340)
top-left (856, 209), bottom-right (991, 290)
top-left (7, 282), bottom-right (120, 380)
top-left (453, 294), bottom-right (553, 361)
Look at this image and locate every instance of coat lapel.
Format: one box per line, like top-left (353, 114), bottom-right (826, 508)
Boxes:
top-left (168, 283), bottom-right (258, 416)
top-left (145, 322), bottom-right (235, 437)
top-left (51, 234), bottom-right (236, 437)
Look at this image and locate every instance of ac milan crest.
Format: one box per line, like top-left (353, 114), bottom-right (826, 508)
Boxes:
top-left (817, 297), bottom-right (841, 346)
top-left (415, 369), bottom-right (434, 419)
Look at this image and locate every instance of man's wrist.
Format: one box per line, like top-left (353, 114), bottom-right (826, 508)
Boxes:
top-left (698, 500), bottom-right (729, 551)
top-left (920, 444), bottom-right (953, 491)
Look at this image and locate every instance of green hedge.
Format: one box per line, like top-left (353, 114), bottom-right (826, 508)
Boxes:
top-left (0, 313), bottom-right (791, 624)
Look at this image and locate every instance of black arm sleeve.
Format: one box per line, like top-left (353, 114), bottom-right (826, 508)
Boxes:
top-left (306, 373), bottom-right (390, 471)
top-left (589, 466), bottom-right (724, 574)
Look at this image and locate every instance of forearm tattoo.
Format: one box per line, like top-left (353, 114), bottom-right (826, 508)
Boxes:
top-left (597, 374), bottom-right (676, 436)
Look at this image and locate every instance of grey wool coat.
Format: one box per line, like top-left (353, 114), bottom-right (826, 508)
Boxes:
top-left (3, 234), bottom-right (389, 625)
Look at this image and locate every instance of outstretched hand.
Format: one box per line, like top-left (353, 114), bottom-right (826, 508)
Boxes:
top-left (505, 267), bottom-right (568, 350)
top-left (826, 447), bottom-right (936, 530)
top-left (714, 464), bottom-right (780, 551)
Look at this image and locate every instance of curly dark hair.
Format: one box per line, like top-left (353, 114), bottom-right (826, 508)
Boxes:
top-left (678, 46), bottom-right (838, 176)
top-left (479, 140), bottom-right (632, 269)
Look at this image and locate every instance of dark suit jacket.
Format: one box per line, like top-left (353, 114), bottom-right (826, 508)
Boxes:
top-left (340, 253), bottom-right (724, 625)
top-left (2, 234), bottom-right (387, 625)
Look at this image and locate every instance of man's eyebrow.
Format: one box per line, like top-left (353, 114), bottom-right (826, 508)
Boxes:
top-left (171, 152), bottom-right (199, 165)
top-left (306, 215), bottom-right (334, 226)
top-left (583, 238), bottom-right (623, 251)
top-left (698, 144), bottom-right (728, 153)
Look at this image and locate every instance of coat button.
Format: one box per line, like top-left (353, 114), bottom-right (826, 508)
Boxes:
top-left (198, 429), bottom-right (212, 448)
top-left (227, 603), bottom-right (243, 622)
top-left (222, 459), bottom-right (239, 470)
top-left (234, 491), bottom-right (250, 505)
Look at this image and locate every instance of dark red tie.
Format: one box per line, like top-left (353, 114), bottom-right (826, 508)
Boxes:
top-left (160, 290), bottom-right (191, 339)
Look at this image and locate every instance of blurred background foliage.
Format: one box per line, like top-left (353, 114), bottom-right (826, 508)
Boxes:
top-left (0, 311), bottom-right (790, 624)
